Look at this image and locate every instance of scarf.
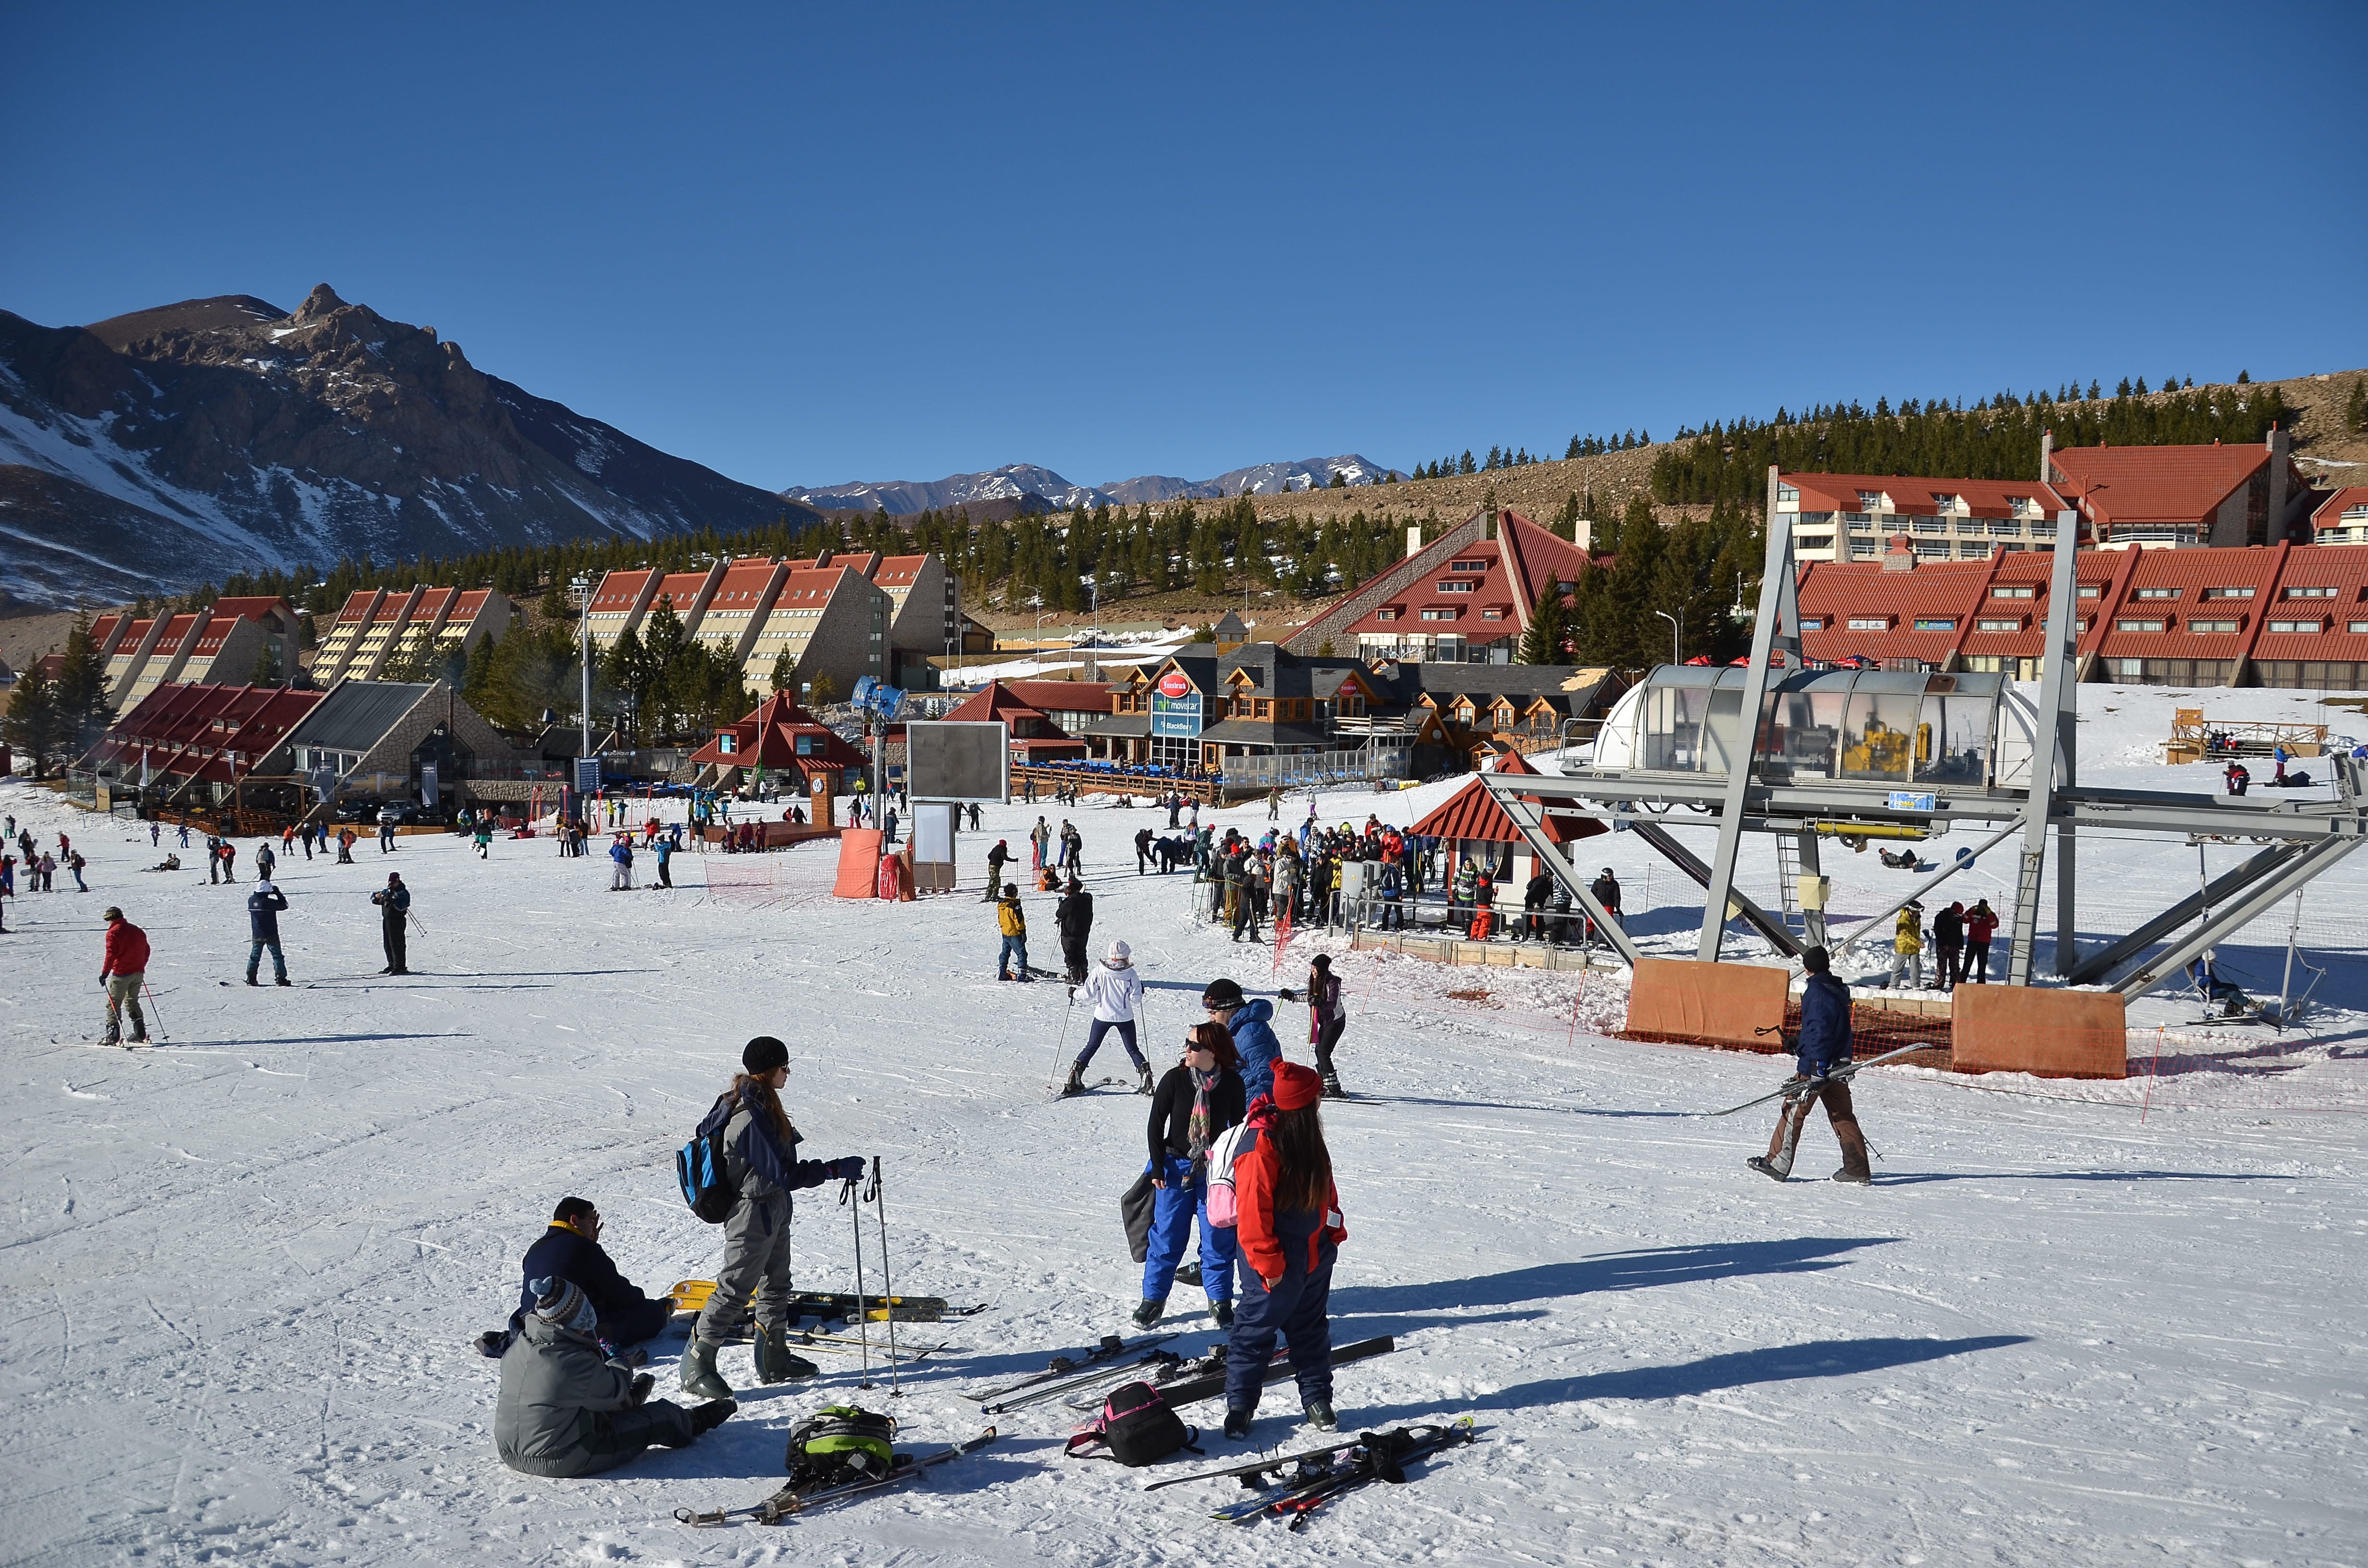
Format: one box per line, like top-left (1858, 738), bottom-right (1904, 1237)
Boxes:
top-left (1185, 1064), bottom-right (1219, 1176)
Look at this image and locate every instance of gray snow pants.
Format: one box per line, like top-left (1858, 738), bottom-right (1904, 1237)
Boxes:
top-left (695, 1190), bottom-right (792, 1342)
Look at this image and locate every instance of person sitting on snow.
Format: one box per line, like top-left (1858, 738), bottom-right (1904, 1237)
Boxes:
top-left (478, 1197), bottom-right (670, 1359)
top-left (494, 1275), bottom-right (732, 1477)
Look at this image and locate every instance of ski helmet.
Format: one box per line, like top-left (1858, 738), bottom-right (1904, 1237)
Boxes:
top-left (1201, 978), bottom-right (1246, 1011)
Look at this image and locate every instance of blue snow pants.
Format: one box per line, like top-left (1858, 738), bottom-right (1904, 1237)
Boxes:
top-left (998, 935), bottom-right (1029, 979)
top-left (1224, 1208), bottom-right (1334, 1413)
top-left (1076, 1017), bottom-right (1144, 1070)
top-left (1142, 1155), bottom-right (1237, 1306)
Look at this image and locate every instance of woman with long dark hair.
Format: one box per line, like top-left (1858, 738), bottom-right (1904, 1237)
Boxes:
top-left (1134, 1022), bottom-right (1246, 1327)
top-left (679, 1037), bottom-right (866, 1400)
top-left (1223, 1061), bottom-right (1346, 1438)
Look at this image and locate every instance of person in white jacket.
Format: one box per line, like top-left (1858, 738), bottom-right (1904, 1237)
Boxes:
top-left (1064, 940), bottom-right (1152, 1096)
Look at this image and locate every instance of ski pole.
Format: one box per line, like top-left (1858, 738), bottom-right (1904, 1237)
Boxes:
top-left (840, 1175), bottom-right (874, 1388)
top-left (868, 1157), bottom-right (901, 1396)
top-left (141, 978), bottom-right (169, 1042)
top-left (1047, 988), bottom-right (1076, 1093)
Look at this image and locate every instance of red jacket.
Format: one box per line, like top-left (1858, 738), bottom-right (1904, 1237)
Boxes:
top-left (102, 919), bottom-right (151, 978)
top-left (1966, 908), bottom-right (2000, 943)
top-left (1233, 1123), bottom-right (1347, 1286)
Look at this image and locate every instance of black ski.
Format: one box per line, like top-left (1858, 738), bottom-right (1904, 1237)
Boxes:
top-left (1212, 1418), bottom-right (1477, 1527)
top-left (1061, 1342), bottom-right (1290, 1410)
top-left (676, 1428), bottom-right (999, 1527)
top-left (960, 1332), bottom-right (1175, 1404)
top-left (1141, 1429), bottom-right (1372, 1491)
top-left (1154, 1335), bottom-right (1395, 1409)
top-left (1702, 1040), bottom-right (1937, 1117)
top-left (978, 1339), bottom-right (1189, 1414)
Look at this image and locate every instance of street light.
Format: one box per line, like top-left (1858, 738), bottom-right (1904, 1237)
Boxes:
top-left (1654, 610), bottom-right (1682, 667)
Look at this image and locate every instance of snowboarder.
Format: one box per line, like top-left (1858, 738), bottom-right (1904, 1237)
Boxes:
top-left (1136, 1022), bottom-right (1246, 1329)
top-left (679, 1037), bottom-right (867, 1399)
top-left (497, 1274), bottom-right (733, 1476)
top-left (1067, 939), bottom-right (1150, 1094)
top-left (371, 872), bottom-right (411, 975)
top-left (481, 1197), bottom-right (670, 1357)
top-left (1223, 1061), bottom-right (1346, 1439)
top-left (246, 879), bottom-right (291, 986)
top-left (99, 907), bottom-right (150, 1045)
top-left (1748, 945), bottom-right (1872, 1185)
top-left (995, 884), bottom-right (1031, 981)
top-left (1281, 953), bottom-right (1347, 1098)
top-left (1961, 899), bottom-right (1998, 984)
top-left (983, 839), bottom-right (1011, 902)
top-left (1055, 877), bottom-right (1094, 985)
top-left (1202, 977), bottom-right (1282, 1103)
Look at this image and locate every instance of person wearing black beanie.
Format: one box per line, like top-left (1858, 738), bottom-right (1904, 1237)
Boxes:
top-left (679, 1037), bottom-right (868, 1401)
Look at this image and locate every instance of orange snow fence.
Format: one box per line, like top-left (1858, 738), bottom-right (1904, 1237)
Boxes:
top-left (1623, 957), bottom-right (1789, 1050)
top-left (1951, 985), bottom-right (2127, 1079)
top-left (833, 830), bottom-right (885, 897)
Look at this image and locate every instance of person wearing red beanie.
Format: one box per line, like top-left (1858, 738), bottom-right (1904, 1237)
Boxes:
top-left (1221, 1060), bottom-right (1347, 1439)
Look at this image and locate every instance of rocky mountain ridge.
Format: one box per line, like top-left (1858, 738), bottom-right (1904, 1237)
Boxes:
top-left (0, 285), bottom-right (814, 609)
top-left (786, 453), bottom-right (1399, 516)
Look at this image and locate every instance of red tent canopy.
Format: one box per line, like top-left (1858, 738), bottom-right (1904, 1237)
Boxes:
top-left (1407, 752), bottom-right (1605, 846)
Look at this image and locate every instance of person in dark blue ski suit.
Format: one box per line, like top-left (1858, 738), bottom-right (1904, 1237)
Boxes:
top-left (1133, 1023), bottom-right (1246, 1329)
top-left (246, 878), bottom-right (290, 985)
top-left (1201, 977), bottom-right (1281, 1104)
top-left (679, 1036), bottom-right (867, 1399)
top-left (1748, 945), bottom-right (1871, 1184)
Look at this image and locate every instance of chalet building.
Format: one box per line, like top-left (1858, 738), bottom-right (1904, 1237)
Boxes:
top-left (1370, 662), bottom-right (1629, 769)
top-left (937, 679), bottom-right (1096, 765)
top-left (2311, 487), bottom-right (2368, 544)
top-left (2049, 430), bottom-right (2312, 549)
top-left (96, 596), bottom-right (301, 707)
top-left (1778, 474), bottom-right (2066, 565)
top-left (308, 586), bottom-right (512, 684)
top-left (84, 681), bottom-right (324, 802)
top-left (1286, 508), bottom-right (1598, 664)
top-left (683, 691), bottom-right (871, 792)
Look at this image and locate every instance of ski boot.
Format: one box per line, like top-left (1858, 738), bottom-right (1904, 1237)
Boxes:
top-left (1136, 1065), bottom-right (1155, 1095)
top-left (1131, 1297), bottom-right (1166, 1328)
top-left (1320, 1072), bottom-right (1344, 1099)
top-left (752, 1326), bottom-right (819, 1384)
top-left (1176, 1261), bottom-right (1203, 1287)
top-left (1831, 1166), bottom-right (1873, 1186)
top-left (1061, 1063), bottom-right (1088, 1097)
top-left (679, 1334), bottom-right (733, 1399)
top-left (1746, 1156), bottom-right (1790, 1182)
top-left (1304, 1400), bottom-right (1337, 1432)
top-left (1210, 1299), bottom-right (1234, 1329)
top-left (1222, 1407), bottom-right (1254, 1440)
top-left (690, 1398), bottom-right (737, 1436)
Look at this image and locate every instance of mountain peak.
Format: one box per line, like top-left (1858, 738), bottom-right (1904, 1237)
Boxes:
top-left (295, 282), bottom-right (348, 320)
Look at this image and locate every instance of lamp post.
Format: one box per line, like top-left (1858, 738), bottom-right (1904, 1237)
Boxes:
top-left (1654, 610), bottom-right (1682, 667)
top-left (571, 574), bottom-right (594, 756)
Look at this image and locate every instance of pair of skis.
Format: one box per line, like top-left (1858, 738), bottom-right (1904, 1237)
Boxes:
top-left (677, 1428), bottom-right (999, 1527)
top-left (962, 1333), bottom-right (1181, 1413)
top-left (1702, 1039), bottom-right (1937, 1117)
top-left (666, 1280), bottom-right (986, 1324)
top-left (1148, 1418), bottom-right (1479, 1528)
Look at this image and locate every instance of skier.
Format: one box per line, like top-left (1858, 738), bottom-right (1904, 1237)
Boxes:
top-left (608, 834), bottom-right (634, 891)
top-left (1202, 977), bottom-right (1282, 1103)
top-left (995, 883), bottom-right (1031, 981)
top-left (371, 872), bottom-right (412, 975)
top-left (1590, 867), bottom-right (1623, 930)
top-left (652, 832), bottom-right (673, 887)
top-left (68, 850), bottom-right (88, 893)
top-left (483, 1197), bottom-right (670, 1355)
top-left (99, 906), bottom-right (151, 1045)
top-left (1060, 819), bottom-right (1083, 873)
top-left (1135, 1022), bottom-right (1246, 1329)
top-left (1889, 901), bottom-right (1924, 990)
top-left (246, 878), bottom-right (291, 986)
top-left (497, 1274), bottom-right (733, 1476)
top-left (983, 839), bottom-right (1011, 902)
top-left (1748, 945), bottom-right (1872, 1185)
top-left (1134, 826), bottom-right (1153, 875)
top-left (1282, 953), bottom-right (1346, 1098)
top-left (0, 855), bottom-right (12, 932)
top-left (474, 820), bottom-right (494, 860)
top-left (1066, 939), bottom-right (1151, 1094)
top-left (254, 840), bottom-right (275, 882)
top-left (2223, 760), bottom-right (2250, 796)
top-left (1222, 1061), bottom-right (1346, 1439)
top-left (1961, 898), bottom-right (1998, 984)
top-left (1055, 876), bottom-right (1094, 985)
top-left (679, 1036), bottom-right (868, 1399)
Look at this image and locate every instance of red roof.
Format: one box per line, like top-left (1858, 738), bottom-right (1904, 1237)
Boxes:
top-left (209, 595), bottom-right (293, 627)
top-left (997, 679), bottom-right (1112, 714)
top-left (872, 553), bottom-right (929, 585)
top-left (1785, 472), bottom-right (2064, 520)
top-left (189, 615), bottom-right (244, 657)
top-left (2246, 544), bottom-right (2368, 665)
top-left (648, 571), bottom-right (709, 611)
top-left (2049, 442), bottom-right (2278, 528)
top-left (2095, 542), bottom-right (2288, 662)
top-left (2312, 487), bottom-right (2368, 531)
top-left (1408, 764), bottom-right (1605, 847)
top-left (1797, 558), bottom-right (1998, 665)
top-left (707, 557), bottom-right (782, 608)
top-left (686, 691), bottom-right (868, 772)
top-left (103, 618), bottom-right (157, 661)
top-left (91, 681), bottom-right (325, 780)
top-left (1331, 509), bottom-right (1595, 645)
top-left (450, 589), bottom-right (492, 618)
top-left (331, 591), bottom-right (378, 625)
top-left (589, 569), bottom-right (653, 613)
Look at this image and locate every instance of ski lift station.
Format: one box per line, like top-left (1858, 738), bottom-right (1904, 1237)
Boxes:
top-left (1479, 471), bottom-right (2368, 1076)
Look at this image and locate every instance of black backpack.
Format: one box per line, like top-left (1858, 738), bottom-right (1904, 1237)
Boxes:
top-left (1064, 1379), bottom-right (1198, 1466)
top-left (676, 1098), bottom-right (741, 1223)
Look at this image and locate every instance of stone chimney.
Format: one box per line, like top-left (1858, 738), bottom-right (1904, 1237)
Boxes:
top-left (2267, 423), bottom-right (2292, 540)
top-left (1406, 522), bottom-right (1423, 559)
top-left (1881, 532), bottom-right (1916, 572)
top-left (2039, 428), bottom-right (2053, 485)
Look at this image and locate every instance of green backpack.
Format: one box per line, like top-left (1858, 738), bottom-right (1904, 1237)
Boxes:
top-left (785, 1406), bottom-right (899, 1490)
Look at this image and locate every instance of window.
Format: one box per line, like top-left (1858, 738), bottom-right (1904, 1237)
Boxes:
top-left (2284, 585), bottom-right (2338, 599)
top-left (1847, 616), bottom-right (1889, 631)
top-left (1993, 585), bottom-right (2036, 600)
top-left (1988, 521), bottom-right (2023, 537)
top-left (1850, 541), bottom-right (1878, 559)
top-left (2116, 618), bottom-right (2167, 633)
top-left (2269, 619), bottom-right (2325, 634)
top-left (1959, 542), bottom-right (1991, 559)
top-left (1374, 607), bottom-right (1399, 621)
top-left (1799, 617), bottom-right (1825, 630)
top-left (1436, 579), bottom-right (1477, 594)
top-left (1912, 541), bottom-right (1949, 558)
top-left (1931, 493), bottom-right (1962, 512)
top-left (1911, 519), bottom-right (1950, 534)
top-left (2135, 587), bottom-right (2180, 600)
top-left (1846, 514), bottom-right (1875, 530)
top-left (2350, 621), bottom-right (2368, 635)
top-left (2202, 586), bottom-right (2255, 600)
top-left (1912, 617), bottom-right (1957, 631)
top-left (1797, 534), bottom-right (1834, 551)
top-left (2031, 522), bottom-right (2057, 539)
top-left (1777, 483), bottom-right (1800, 503)
top-left (1448, 559), bottom-right (1488, 573)
top-left (2077, 585), bottom-right (2101, 599)
top-left (2191, 619), bottom-right (2240, 634)
top-left (1857, 491), bottom-right (1885, 510)
top-left (1480, 608), bottom-right (1505, 620)
top-left (1976, 617), bottom-right (2023, 632)
top-left (1419, 608), bottom-right (1459, 622)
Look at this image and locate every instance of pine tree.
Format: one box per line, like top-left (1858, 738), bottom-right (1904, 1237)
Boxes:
top-left (1518, 577), bottom-right (1570, 664)
top-left (2348, 379), bottom-right (2368, 435)
top-left (1, 665), bottom-right (63, 779)
top-left (51, 613), bottom-right (111, 757)
top-left (1458, 451), bottom-right (1476, 476)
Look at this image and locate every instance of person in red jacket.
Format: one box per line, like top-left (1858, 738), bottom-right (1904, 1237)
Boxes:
top-left (1960, 898), bottom-right (1999, 985)
top-left (1222, 1060), bottom-right (1347, 1439)
top-left (99, 906), bottom-right (151, 1045)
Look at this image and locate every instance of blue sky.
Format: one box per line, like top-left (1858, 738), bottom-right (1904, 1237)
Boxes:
top-left (5, 3), bottom-right (2361, 495)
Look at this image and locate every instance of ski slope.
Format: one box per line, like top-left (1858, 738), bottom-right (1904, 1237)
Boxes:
top-left (0, 680), bottom-right (2362, 1566)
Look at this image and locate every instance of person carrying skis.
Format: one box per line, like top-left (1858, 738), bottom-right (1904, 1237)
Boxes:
top-left (1202, 977), bottom-right (1282, 1103)
top-left (246, 878), bottom-right (291, 986)
top-left (1067, 939), bottom-right (1151, 1094)
top-left (1748, 945), bottom-right (1871, 1184)
top-left (996, 883), bottom-right (1032, 981)
top-left (1135, 1022), bottom-right (1246, 1328)
top-left (680, 1036), bottom-right (867, 1398)
top-left (983, 839), bottom-right (1011, 902)
top-left (99, 906), bottom-right (151, 1045)
top-left (1222, 1060), bottom-right (1346, 1439)
top-left (1279, 953), bottom-right (1347, 1098)
top-left (371, 872), bottom-right (411, 975)
top-left (1056, 876), bottom-right (1094, 984)
top-left (498, 1274), bottom-right (733, 1476)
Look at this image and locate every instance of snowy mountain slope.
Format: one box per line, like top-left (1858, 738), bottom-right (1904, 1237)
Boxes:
top-left (0, 681), bottom-right (2360, 1566)
top-left (786, 453), bottom-right (1401, 515)
top-left (0, 287), bottom-right (817, 607)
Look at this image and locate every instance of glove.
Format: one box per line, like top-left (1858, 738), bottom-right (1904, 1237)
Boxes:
top-left (629, 1372), bottom-right (654, 1407)
top-left (1276, 987), bottom-right (1298, 1002)
top-left (831, 1156), bottom-right (867, 1180)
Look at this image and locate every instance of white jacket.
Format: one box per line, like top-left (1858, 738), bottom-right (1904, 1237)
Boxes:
top-left (1081, 960), bottom-right (1143, 1023)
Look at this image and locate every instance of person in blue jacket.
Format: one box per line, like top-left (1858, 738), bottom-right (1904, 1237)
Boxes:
top-left (653, 832), bottom-right (675, 889)
top-left (477, 1196), bottom-right (672, 1360)
top-left (1202, 977), bottom-right (1283, 1104)
top-left (1749, 945), bottom-right (1871, 1184)
top-left (680, 1036), bottom-right (868, 1399)
top-left (246, 878), bottom-right (291, 985)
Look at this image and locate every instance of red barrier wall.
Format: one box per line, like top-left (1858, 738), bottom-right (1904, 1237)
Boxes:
top-left (1951, 985), bottom-right (2127, 1079)
top-left (832, 829), bottom-right (886, 897)
top-left (1625, 957), bottom-right (1790, 1049)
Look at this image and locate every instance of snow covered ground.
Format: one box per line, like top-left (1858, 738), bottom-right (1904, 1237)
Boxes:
top-left (1, 680), bottom-right (2363, 1567)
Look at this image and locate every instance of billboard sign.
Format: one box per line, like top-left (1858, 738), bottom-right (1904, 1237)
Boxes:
top-left (1151, 691), bottom-right (1203, 738)
top-left (573, 757), bottom-right (603, 794)
top-left (1156, 670), bottom-right (1192, 699)
top-left (906, 720), bottom-right (1010, 803)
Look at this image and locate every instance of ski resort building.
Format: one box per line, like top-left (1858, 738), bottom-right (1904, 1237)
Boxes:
top-left (1284, 508), bottom-right (1599, 664)
top-left (937, 679), bottom-right (1094, 765)
top-left (2311, 486), bottom-right (2368, 543)
top-left (1776, 474), bottom-right (2067, 565)
top-left (97, 596), bottom-right (300, 707)
top-left (2048, 430), bottom-right (2313, 549)
top-left (82, 680), bottom-right (325, 801)
top-left (683, 690), bottom-right (870, 792)
top-left (308, 586), bottom-right (513, 684)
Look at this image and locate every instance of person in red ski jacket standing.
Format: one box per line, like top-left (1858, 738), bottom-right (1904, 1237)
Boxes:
top-left (99, 906), bottom-right (151, 1044)
top-left (1222, 1061), bottom-right (1347, 1440)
